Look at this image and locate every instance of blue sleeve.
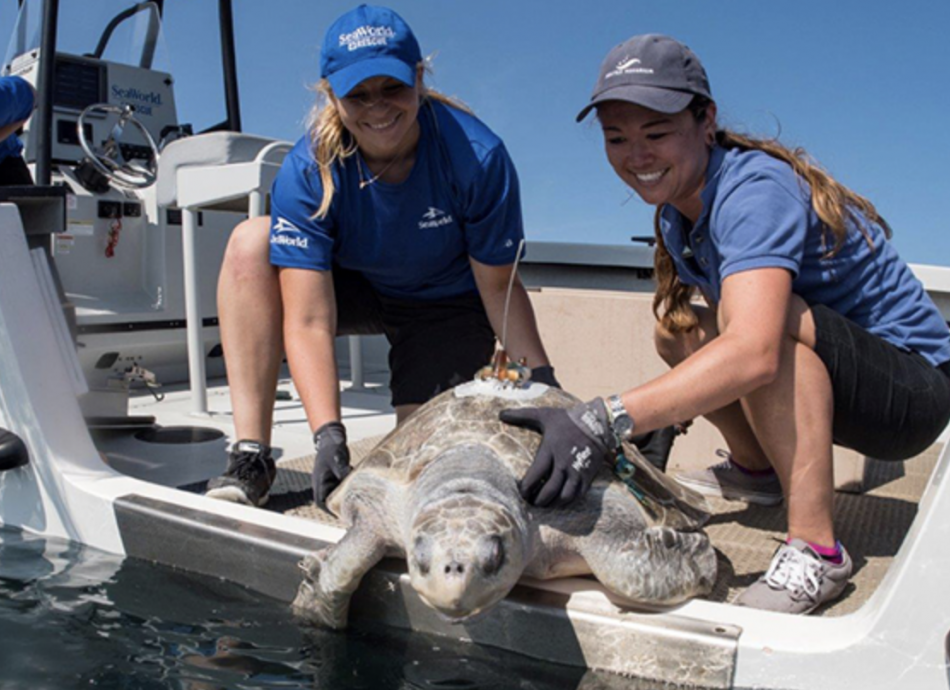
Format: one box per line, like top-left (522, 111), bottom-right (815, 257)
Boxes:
top-left (712, 173), bottom-right (810, 281)
top-left (462, 143), bottom-right (524, 266)
top-left (0, 76), bottom-right (34, 127)
top-left (268, 144), bottom-right (335, 271)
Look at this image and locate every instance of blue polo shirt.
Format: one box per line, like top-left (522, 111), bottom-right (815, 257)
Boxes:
top-left (659, 145), bottom-right (950, 368)
top-left (269, 100), bottom-right (523, 301)
top-left (0, 76), bottom-right (34, 163)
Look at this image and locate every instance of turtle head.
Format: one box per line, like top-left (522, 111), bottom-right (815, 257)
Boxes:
top-left (407, 493), bottom-right (527, 622)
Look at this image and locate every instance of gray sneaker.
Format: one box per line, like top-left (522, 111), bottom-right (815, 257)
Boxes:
top-left (674, 450), bottom-right (783, 506)
top-left (734, 539), bottom-right (853, 614)
top-left (205, 440), bottom-right (277, 506)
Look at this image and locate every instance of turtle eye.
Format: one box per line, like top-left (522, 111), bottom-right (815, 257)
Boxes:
top-left (478, 535), bottom-right (505, 577)
top-left (413, 535), bottom-right (432, 576)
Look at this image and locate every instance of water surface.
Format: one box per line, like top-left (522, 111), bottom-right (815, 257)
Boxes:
top-left (0, 526), bottom-right (654, 689)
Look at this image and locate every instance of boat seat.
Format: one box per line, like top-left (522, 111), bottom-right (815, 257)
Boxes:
top-left (156, 132), bottom-right (290, 211)
top-left (156, 132), bottom-right (292, 415)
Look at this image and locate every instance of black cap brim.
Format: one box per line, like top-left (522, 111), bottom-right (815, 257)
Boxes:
top-left (576, 85), bottom-right (696, 122)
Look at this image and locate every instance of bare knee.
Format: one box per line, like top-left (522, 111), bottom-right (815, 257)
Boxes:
top-left (785, 294), bottom-right (818, 350)
top-left (654, 305), bottom-right (719, 366)
top-left (654, 322), bottom-right (694, 367)
top-left (222, 216), bottom-right (274, 282)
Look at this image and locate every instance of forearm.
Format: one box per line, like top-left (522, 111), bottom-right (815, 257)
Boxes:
top-left (283, 323), bottom-right (341, 432)
top-left (619, 268), bottom-right (792, 434)
top-left (277, 267), bottom-right (342, 432)
top-left (0, 120), bottom-right (26, 145)
top-left (479, 278), bottom-right (549, 367)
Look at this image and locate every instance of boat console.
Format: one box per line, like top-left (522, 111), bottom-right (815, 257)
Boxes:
top-left (3, 0), bottom-right (289, 416)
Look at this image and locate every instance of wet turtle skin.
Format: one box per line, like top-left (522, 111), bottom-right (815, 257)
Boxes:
top-left (293, 383), bottom-right (717, 629)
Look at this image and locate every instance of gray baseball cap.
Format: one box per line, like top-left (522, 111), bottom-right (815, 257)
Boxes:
top-left (576, 34), bottom-right (712, 122)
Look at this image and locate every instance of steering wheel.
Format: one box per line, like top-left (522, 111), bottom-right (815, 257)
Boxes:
top-left (77, 103), bottom-right (159, 189)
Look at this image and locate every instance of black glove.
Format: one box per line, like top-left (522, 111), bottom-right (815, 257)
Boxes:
top-left (631, 426), bottom-right (677, 472)
top-left (530, 365), bottom-right (561, 389)
top-left (312, 421), bottom-right (351, 510)
top-left (500, 398), bottom-right (615, 507)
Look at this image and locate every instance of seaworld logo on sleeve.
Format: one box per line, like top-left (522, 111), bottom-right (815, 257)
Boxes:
top-left (270, 218), bottom-right (309, 249)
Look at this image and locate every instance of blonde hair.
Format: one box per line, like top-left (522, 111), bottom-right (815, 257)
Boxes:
top-left (306, 65), bottom-right (472, 220)
top-left (652, 97), bottom-right (892, 334)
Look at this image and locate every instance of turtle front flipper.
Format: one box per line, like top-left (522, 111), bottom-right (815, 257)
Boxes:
top-left (292, 523), bottom-right (387, 629)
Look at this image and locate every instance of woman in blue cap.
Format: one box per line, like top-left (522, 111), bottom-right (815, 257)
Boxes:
top-left (207, 5), bottom-right (554, 509)
top-left (502, 34), bottom-right (950, 614)
top-left (0, 75), bottom-right (36, 185)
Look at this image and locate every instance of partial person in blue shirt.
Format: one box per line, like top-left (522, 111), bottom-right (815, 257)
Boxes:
top-left (0, 75), bottom-right (35, 186)
top-left (502, 34), bottom-right (950, 615)
top-left (206, 5), bottom-right (555, 510)
top-left (269, 97), bottom-right (522, 302)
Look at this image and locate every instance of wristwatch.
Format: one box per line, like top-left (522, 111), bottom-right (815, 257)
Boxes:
top-left (605, 394), bottom-right (635, 447)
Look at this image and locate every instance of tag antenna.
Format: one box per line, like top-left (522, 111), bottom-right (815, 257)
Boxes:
top-left (500, 239), bottom-right (526, 352)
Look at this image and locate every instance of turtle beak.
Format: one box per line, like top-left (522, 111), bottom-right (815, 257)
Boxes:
top-left (434, 559), bottom-right (477, 610)
top-left (417, 588), bottom-right (491, 625)
top-left (432, 604), bottom-right (491, 625)
top-left (410, 552), bottom-right (498, 619)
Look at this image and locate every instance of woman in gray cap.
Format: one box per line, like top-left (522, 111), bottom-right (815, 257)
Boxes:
top-left (502, 34), bottom-right (950, 614)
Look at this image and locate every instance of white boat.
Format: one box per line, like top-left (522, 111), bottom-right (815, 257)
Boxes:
top-left (1, 2), bottom-right (948, 688)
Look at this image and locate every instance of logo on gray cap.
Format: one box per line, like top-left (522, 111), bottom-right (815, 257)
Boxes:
top-left (577, 34), bottom-right (711, 121)
top-left (606, 57), bottom-right (653, 79)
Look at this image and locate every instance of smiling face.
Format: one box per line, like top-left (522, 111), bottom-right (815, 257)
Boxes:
top-left (333, 70), bottom-right (423, 163)
top-left (597, 100), bottom-right (717, 223)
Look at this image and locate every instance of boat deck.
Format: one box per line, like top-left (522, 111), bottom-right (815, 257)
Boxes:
top-left (94, 367), bottom-right (397, 488)
top-left (704, 444), bottom-right (940, 615)
top-left (105, 369), bottom-right (943, 620)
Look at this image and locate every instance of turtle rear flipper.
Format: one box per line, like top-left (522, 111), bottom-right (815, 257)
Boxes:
top-left (577, 524), bottom-right (717, 606)
top-left (564, 489), bottom-right (717, 606)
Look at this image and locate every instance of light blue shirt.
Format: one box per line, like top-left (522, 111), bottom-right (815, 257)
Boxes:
top-left (269, 101), bottom-right (523, 301)
top-left (659, 145), bottom-right (950, 367)
top-left (0, 76), bottom-right (34, 162)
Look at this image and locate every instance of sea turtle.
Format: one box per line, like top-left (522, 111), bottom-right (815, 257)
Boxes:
top-left (293, 379), bottom-right (717, 629)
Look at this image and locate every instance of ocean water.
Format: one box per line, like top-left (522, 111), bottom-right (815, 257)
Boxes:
top-left (0, 525), bottom-right (654, 690)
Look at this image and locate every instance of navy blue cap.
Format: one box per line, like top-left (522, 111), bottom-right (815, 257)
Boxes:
top-left (320, 4), bottom-right (422, 97)
top-left (577, 34), bottom-right (712, 122)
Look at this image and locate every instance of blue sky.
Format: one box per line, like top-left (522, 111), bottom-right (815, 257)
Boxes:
top-left (3, 1), bottom-right (949, 266)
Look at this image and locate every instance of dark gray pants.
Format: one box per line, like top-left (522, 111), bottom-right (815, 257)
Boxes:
top-left (812, 304), bottom-right (950, 460)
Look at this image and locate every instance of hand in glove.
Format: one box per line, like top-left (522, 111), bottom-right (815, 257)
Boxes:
top-left (312, 421), bottom-right (351, 510)
top-left (529, 365), bottom-right (561, 389)
top-left (499, 398), bottom-right (615, 507)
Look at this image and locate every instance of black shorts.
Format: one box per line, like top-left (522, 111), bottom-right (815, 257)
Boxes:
top-left (0, 155), bottom-right (33, 186)
top-left (333, 267), bottom-right (495, 407)
top-left (811, 304), bottom-right (950, 460)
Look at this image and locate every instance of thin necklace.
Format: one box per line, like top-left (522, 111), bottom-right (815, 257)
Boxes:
top-left (356, 151), bottom-right (407, 190)
top-left (355, 119), bottom-right (420, 189)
